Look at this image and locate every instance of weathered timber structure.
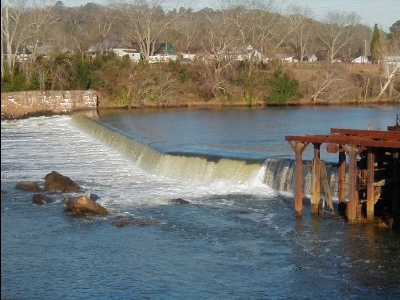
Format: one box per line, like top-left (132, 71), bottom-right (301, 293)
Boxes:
top-left (285, 119), bottom-right (400, 225)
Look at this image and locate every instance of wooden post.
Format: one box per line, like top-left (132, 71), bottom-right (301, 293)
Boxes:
top-left (347, 146), bottom-right (358, 224)
top-left (310, 143), bottom-right (321, 214)
top-left (366, 148), bottom-right (375, 221)
top-left (338, 146), bottom-right (346, 203)
top-left (288, 141), bottom-right (309, 217)
top-left (392, 150), bottom-right (399, 212)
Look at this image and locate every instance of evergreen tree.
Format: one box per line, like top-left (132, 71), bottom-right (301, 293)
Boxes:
top-left (370, 24), bottom-right (381, 62)
top-left (389, 20), bottom-right (400, 35)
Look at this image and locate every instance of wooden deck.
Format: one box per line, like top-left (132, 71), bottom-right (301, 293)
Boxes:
top-left (285, 122), bottom-right (400, 226)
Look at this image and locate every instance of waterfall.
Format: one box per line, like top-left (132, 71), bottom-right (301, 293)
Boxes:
top-left (263, 157), bottom-right (341, 198)
top-left (72, 114), bottom-right (342, 196)
top-left (72, 114), bottom-right (263, 185)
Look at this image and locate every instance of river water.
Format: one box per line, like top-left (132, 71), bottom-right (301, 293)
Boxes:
top-left (1, 106), bottom-right (400, 299)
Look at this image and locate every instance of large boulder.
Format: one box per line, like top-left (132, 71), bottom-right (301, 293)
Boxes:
top-left (63, 195), bottom-right (108, 216)
top-left (44, 171), bottom-right (81, 193)
top-left (15, 181), bottom-right (44, 192)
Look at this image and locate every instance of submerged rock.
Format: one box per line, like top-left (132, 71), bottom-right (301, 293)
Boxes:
top-left (32, 193), bottom-right (54, 205)
top-left (15, 181), bottom-right (44, 192)
top-left (112, 215), bottom-right (155, 227)
top-left (171, 198), bottom-right (190, 204)
top-left (90, 193), bottom-right (100, 201)
top-left (63, 195), bottom-right (108, 216)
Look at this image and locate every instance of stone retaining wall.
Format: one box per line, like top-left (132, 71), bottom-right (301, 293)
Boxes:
top-left (1, 90), bottom-right (98, 119)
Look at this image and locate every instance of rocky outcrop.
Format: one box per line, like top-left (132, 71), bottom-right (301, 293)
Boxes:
top-left (63, 195), bottom-right (108, 216)
top-left (1, 90), bottom-right (98, 119)
top-left (11, 171), bottom-right (109, 216)
top-left (44, 171), bottom-right (81, 193)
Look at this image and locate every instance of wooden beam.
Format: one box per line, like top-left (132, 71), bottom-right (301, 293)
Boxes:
top-left (285, 135), bottom-right (400, 148)
top-left (392, 150), bottom-right (399, 212)
top-left (338, 148), bottom-right (346, 203)
top-left (366, 149), bottom-right (375, 221)
top-left (288, 141), bottom-right (309, 217)
top-left (347, 146), bottom-right (359, 224)
top-left (330, 128), bottom-right (400, 138)
top-left (311, 144), bottom-right (321, 214)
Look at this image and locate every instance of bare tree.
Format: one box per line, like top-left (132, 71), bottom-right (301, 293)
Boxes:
top-left (84, 4), bottom-right (118, 55)
top-left (118, 0), bottom-right (187, 60)
top-left (170, 7), bottom-right (199, 53)
top-left (223, 1), bottom-right (273, 77)
top-left (318, 11), bottom-right (360, 63)
top-left (243, 1), bottom-right (286, 57)
top-left (310, 64), bottom-right (351, 102)
top-left (200, 6), bottom-right (237, 97)
top-left (286, 5), bottom-right (314, 62)
top-left (374, 28), bottom-right (400, 100)
top-left (1, 0), bottom-right (28, 78)
top-left (21, 1), bottom-right (58, 83)
top-left (376, 57), bottom-right (400, 100)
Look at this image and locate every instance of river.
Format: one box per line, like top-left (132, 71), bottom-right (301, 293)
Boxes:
top-left (1, 106), bottom-right (399, 299)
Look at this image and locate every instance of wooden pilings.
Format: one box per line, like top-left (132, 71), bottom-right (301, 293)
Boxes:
top-left (288, 141), bottom-right (309, 217)
top-left (366, 149), bottom-right (375, 221)
top-left (338, 148), bottom-right (346, 203)
top-left (346, 145), bottom-right (359, 224)
top-left (392, 150), bottom-right (399, 212)
top-left (310, 143), bottom-right (321, 214)
top-left (285, 127), bottom-right (400, 224)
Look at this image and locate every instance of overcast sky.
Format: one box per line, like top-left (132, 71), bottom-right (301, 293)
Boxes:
top-left (59, 0), bottom-right (399, 32)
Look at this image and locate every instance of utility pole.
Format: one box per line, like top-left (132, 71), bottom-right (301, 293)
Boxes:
top-left (364, 39), bottom-right (367, 63)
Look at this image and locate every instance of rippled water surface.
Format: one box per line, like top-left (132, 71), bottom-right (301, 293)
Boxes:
top-left (2, 106), bottom-right (400, 299)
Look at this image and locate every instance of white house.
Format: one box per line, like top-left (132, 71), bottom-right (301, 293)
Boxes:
top-left (352, 56), bottom-right (370, 63)
top-left (281, 56), bottom-right (295, 63)
top-left (113, 48), bottom-right (142, 62)
top-left (383, 56), bottom-right (400, 67)
top-left (304, 54), bottom-right (317, 62)
top-left (148, 54), bottom-right (178, 63)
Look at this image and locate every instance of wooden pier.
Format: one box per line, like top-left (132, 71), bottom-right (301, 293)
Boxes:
top-left (285, 120), bottom-right (400, 225)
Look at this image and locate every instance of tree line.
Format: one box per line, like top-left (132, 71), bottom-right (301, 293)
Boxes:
top-left (1, 0), bottom-right (399, 106)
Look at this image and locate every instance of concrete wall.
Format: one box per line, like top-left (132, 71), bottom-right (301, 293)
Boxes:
top-left (1, 90), bottom-right (98, 119)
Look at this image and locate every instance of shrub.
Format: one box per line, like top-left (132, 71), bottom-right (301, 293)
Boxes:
top-left (266, 67), bottom-right (299, 104)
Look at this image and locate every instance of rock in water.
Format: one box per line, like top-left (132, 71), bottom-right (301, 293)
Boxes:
top-left (63, 195), bottom-right (108, 216)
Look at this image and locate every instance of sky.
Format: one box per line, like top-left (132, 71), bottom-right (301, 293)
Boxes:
top-left (59, 0), bottom-right (399, 32)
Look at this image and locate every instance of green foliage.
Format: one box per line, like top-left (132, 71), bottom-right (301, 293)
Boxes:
top-left (178, 68), bottom-right (188, 83)
top-left (266, 67), bottom-right (299, 104)
top-left (74, 58), bottom-right (96, 89)
top-left (88, 55), bottom-right (133, 101)
top-left (1, 71), bottom-right (40, 92)
top-left (243, 90), bottom-right (258, 106)
top-left (1, 73), bottom-right (26, 92)
top-left (370, 24), bottom-right (382, 62)
top-left (389, 20), bottom-right (400, 35)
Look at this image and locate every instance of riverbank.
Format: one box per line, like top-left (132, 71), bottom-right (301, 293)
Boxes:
top-left (1, 89), bottom-right (399, 120)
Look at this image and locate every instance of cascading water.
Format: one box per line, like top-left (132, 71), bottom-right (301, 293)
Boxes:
top-left (72, 114), bottom-right (342, 198)
top-left (72, 114), bottom-right (264, 185)
top-left (263, 157), bottom-right (341, 197)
